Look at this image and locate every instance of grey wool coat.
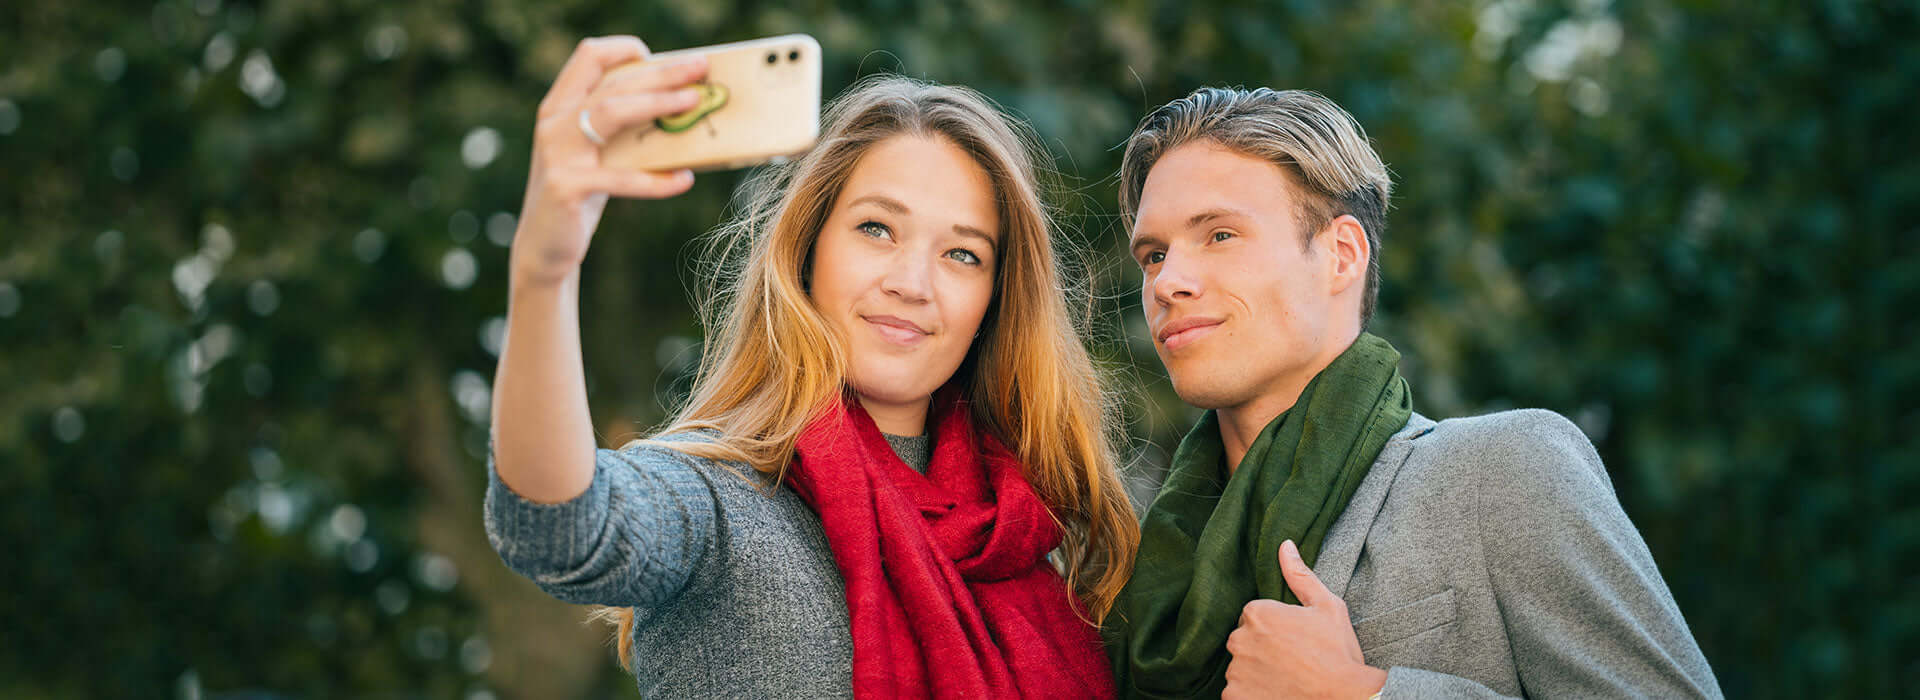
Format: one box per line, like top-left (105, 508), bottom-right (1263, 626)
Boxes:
top-left (1318, 409), bottom-right (1722, 698)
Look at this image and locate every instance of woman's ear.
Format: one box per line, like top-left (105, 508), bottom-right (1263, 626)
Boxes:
top-left (799, 247), bottom-right (815, 293)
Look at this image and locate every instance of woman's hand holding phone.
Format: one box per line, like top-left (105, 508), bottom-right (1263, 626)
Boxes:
top-left (511, 35), bottom-right (708, 289)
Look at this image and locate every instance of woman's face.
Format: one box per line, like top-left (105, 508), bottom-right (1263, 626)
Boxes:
top-left (809, 134), bottom-right (1001, 433)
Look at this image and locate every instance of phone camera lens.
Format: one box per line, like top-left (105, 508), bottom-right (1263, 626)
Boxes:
top-left (788, 49), bottom-right (800, 62)
top-left (765, 52), bottom-right (777, 64)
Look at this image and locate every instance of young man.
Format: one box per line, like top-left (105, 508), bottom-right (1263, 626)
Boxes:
top-left (1103, 87), bottom-right (1721, 699)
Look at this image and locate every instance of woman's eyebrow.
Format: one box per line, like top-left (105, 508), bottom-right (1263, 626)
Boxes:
top-left (851, 193), bottom-right (996, 246)
top-left (846, 194), bottom-right (909, 214)
top-left (952, 224), bottom-right (997, 247)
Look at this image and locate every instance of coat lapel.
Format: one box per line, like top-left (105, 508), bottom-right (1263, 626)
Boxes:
top-left (1317, 413), bottom-right (1435, 598)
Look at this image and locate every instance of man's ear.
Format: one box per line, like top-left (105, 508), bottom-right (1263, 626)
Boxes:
top-left (1323, 214), bottom-right (1370, 296)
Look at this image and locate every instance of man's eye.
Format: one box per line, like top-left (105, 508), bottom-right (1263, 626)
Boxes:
top-left (947, 249), bottom-right (981, 265)
top-left (1143, 251), bottom-right (1165, 266)
top-left (858, 221), bottom-right (892, 240)
top-left (1211, 230), bottom-right (1234, 243)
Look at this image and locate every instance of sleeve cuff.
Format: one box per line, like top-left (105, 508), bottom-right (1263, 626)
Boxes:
top-left (483, 448), bottom-right (614, 576)
top-left (1381, 665), bottom-right (1514, 699)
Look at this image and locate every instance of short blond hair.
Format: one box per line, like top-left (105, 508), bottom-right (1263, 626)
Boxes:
top-left (1118, 87), bottom-right (1392, 324)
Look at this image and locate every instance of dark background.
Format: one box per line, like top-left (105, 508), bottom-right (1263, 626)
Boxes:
top-left (4, 0), bottom-right (1913, 697)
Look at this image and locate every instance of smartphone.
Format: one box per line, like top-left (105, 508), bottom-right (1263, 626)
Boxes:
top-left (597, 34), bottom-right (822, 173)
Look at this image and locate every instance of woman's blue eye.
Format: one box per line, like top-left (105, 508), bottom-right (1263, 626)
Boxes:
top-left (858, 221), bottom-right (892, 240)
top-left (947, 249), bottom-right (981, 265)
top-left (1211, 230), bottom-right (1233, 242)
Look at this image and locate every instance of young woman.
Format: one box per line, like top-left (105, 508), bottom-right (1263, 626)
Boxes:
top-left (484, 36), bottom-right (1136, 697)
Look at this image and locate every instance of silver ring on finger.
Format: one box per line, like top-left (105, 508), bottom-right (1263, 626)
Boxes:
top-left (578, 107), bottom-right (607, 147)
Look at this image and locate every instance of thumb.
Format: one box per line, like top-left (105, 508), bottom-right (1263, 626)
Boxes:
top-left (1279, 539), bottom-right (1335, 607)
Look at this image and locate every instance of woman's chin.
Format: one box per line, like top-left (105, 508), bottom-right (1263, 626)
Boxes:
top-left (847, 375), bottom-right (941, 410)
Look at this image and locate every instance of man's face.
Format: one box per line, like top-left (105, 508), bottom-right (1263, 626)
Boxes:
top-left (1128, 141), bottom-right (1346, 411)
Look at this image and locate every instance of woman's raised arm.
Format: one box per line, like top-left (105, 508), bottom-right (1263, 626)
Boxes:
top-left (491, 35), bottom-right (707, 503)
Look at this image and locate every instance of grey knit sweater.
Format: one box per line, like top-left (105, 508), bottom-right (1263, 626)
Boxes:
top-left (484, 431), bottom-right (899, 697)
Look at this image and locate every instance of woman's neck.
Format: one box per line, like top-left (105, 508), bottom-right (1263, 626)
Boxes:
top-left (857, 394), bottom-right (929, 436)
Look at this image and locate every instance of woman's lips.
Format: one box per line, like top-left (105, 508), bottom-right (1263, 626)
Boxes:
top-left (862, 314), bottom-right (930, 346)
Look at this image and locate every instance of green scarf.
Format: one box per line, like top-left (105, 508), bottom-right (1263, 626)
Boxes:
top-left (1104, 333), bottom-right (1413, 699)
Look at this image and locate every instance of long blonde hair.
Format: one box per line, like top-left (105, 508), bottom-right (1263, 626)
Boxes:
top-left (599, 75), bottom-right (1138, 667)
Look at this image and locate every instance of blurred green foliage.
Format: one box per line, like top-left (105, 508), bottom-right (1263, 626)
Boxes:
top-left (2, 0), bottom-right (1912, 697)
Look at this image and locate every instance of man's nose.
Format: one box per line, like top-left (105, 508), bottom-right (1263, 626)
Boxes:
top-left (1150, 248), bottom-right (1201, 305)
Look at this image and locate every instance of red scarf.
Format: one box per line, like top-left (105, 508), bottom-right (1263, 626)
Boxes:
top-left (787, 389), bottom-right (1116, 699)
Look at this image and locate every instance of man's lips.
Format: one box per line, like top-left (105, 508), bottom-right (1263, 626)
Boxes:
top-left (862, 314), bottom-right (931, 346)
top-left (1156, 316), bottom-right (1223, 351)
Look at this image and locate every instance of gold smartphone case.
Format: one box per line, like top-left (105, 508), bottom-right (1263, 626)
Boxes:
top-left (598, 34), bottom-right (822, 173)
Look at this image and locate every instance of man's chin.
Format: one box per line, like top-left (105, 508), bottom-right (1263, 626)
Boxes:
top-left (1167, 373), bottom-right (1247, 411)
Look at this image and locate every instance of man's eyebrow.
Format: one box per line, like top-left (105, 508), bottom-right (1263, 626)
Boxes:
top-left (846, 194), bottom-right (909, 214)
top-left (1186, 206), bottom-right (1252, 228)
top-left (1131, 206), bottom-right (1254, 253)
top-left (1129, 230), bottom-right (1167, 255)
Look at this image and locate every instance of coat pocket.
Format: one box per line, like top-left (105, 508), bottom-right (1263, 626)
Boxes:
top-left (1352, 587), bottom-right (1456, 653)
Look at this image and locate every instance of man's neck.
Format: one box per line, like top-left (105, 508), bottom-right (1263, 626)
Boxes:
top-left (1217, 386), bottom-right (1302, 477)
top-left (1217, 331), bottom-right (1362, 475)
